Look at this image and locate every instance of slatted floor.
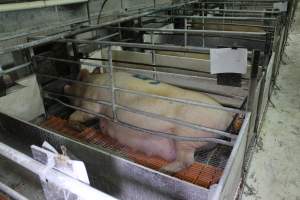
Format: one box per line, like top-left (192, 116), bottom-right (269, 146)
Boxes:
top-left (41, 116), bottom-right (225, 189)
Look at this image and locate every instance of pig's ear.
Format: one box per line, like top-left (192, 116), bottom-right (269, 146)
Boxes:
top-left (78, 69), bottom-right (90, 81)
top-left (64, 84), bottom-right (71, 94)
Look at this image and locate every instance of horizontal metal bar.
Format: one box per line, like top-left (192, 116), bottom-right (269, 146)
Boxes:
top-left (0, 142), bottom-right (116, 200)
top-left (116, 104), bottom-right (236, 139)
top-left (94, 26), bottom-right (267, 36)
top-left (0, 181), bottom-right (28, 200)
top-left (115, 87), bottom-right (244, 114)
top-left (45, 96), bottom-right (234, 146)
top-left (0, 62), bottom-right (31, 74)
top-left (188, 8), bottom-right (281, 14)
top-left (144, 15), bottom-right (277, 21)
top-left (193, 1), bottom-right (283, 4)
top-left (53, 38), bottom-right (211, 53)
top-left (35, 55), bottom-right (104, 69)
top-left (190, 22), bottom-right (275, 29)
top-left (45, 90), bottom-right (112, 107)
top-left (0, 17), bottom-right (88, 42)
top-left (37, 73), bottom-right (110, 89)
top-left (0, 0), bottom-right (88, 12)
top-left (113, 66), bottom-right (246, 99)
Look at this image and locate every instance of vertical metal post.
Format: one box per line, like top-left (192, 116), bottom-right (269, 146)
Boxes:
top-left (247, 50), bottom-right (260, 143)
top-left (108, 46), bottom-right (117, 121)
top-left (86, 1), bottom-right (91, 25)
top-left (184, 18), bottom-right (188, 47)
top-left (151, 31), bottom-right (157, 80)
top-left (202, 2), bottom-right (205, 48)
top-left (118, 22), bottom-right (122, 41)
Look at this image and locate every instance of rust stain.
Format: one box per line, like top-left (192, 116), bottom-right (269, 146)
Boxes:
top-left (41, 116), bottom-right (223, 189)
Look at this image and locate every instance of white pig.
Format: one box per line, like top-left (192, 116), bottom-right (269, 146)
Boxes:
top-left (64, 70), bottom-right (234, 173)
top-left (100, 118), bottom-right (176, 161)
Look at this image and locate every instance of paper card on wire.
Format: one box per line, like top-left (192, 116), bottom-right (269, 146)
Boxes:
top-left (210, 48), bottom-right (248, 74)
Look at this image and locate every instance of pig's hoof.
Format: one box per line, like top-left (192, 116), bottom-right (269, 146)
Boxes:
top-left (68, 120), bottom-right (86, 132)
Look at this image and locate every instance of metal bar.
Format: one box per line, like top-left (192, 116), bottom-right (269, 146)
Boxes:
top-left (115, 87), bottom-right (244, 114)
top-left (0, 142), bottom-right (117, 200)
top-left (182, 8), bottom-right (281, 14)
top-left (150, 32), bottom-right (157, 80)
top-left (0, 181), bottom-right (28, 200)
top-left (35, 55), bottom-right (106, 69)
top-left (44, 95), bottom-right (111, 120)
top-left (45, 90), bottom-right (112, 107)
top-left (51, 38), bottom-right (208, 53)
top-left (0, 0), bottom-right (88, 12)
top-left (184, 18), bottom-right (188, 47)
top-left (144, 15), bottom-right (277, 21)
top-left (0, 17), bottom-right (88, 42)
top-left (0, 62), bottom-right (31, 74)
top-left (37, 73), bottom-right (110, 89)
top-left (86, 1), bottom-right (91, 25)
top-left (116, 104), bottom-right (237, 139)
top-left (189, 22), bottom-right (275, 30)
top-left (93, 26), bottom-right (267, 36)
top-left (114, 65), bottom-right (246, 99)
top-left (195, 1), bottom-right (282, 4)
top-left (108, 46), bottom-right (117, 121)
top-left (45, 96), bottom-right (234, 146)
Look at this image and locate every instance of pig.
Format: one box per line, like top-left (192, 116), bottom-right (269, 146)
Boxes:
top-left (64, 70), bottom-right (234, 173)
top-left (100, 118), bottom-right (176, 161)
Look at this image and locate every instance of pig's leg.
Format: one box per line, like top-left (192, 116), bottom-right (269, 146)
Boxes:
top-left (160, 142), bottom-right (195, 174)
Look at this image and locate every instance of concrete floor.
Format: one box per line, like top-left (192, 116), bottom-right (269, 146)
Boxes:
top-left (242, 6), bottom-right (300, 200)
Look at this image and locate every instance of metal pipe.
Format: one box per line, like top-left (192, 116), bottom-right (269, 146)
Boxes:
top-left (0, 142), bottom-right (117, 200)
top-left (45, 91), bottom-right (112, 107)
top-left (0, 181), bottom-right (28, 200)
top-left (114, 66), bottom-right (247, 99)
top-left (144, 15), bottom-right (277, 21)
top-left (35, 55), bottom-right (104, 69)
top-left (182, 8), bottom-right (281, 14)
top-left (107, 46), bottom-right (117, 121)
top-left (0, 0), bottom-right (88, 12)
top-left (115, 87), bottom-right (244, 114)
top-left (0, 62), bottom-right (31, 74)
top-left (50, 38), bottom-right (210, 53)
top-left (116, 104), bottom-right (236, 139)
top-left (92, 26), bottom-right (267, 36)
top-left (37, 73), bottom-right (110, 89)
top-left (44, 96), bottom-right (235, 146)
